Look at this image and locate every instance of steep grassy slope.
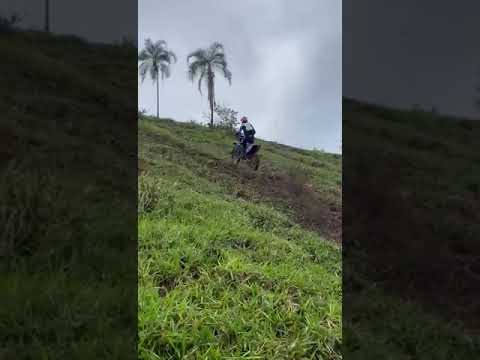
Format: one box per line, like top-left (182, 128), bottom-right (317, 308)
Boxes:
top-left (139, 118), bottom-right (342, 241)
top-left (343, 98), bottom-right (480, 358)
top-left (138, 117), bottom-right (342, 359)
top-left (1, 31), bottom-right (137, 357)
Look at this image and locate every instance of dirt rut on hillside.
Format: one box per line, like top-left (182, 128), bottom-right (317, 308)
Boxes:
top-left (234, 167), bottom-right (342, 243)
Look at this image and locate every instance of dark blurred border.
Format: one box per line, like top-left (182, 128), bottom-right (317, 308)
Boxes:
top-left (0, 1), bottom-right (137, 358)
top-left (343, 1), bottom-right (480, 358)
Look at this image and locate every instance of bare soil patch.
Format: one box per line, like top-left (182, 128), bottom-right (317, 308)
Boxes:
top-left (232, 166), bottom-right (342, 243)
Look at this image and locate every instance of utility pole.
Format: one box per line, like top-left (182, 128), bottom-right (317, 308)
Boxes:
top-left (45, 0), bottom-right (50, 32)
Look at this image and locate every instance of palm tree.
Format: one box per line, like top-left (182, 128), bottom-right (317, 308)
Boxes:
top-left (138, 39), bottom-right (177, 118)
top-left (187, 42), bottom-right (232, 127)
top-left (44, 0), bottom-right (50, 32)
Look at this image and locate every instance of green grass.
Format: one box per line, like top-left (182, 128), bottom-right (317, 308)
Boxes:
top-left (139, 117), bottom-right (341, 205)
top-left (138, 118), bottom-right (342, 359)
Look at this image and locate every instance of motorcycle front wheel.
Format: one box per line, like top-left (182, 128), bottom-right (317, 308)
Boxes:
top-left (231, 147), bottom-right (241, 166)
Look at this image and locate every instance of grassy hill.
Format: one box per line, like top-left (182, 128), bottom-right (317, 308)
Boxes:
top-left (138, 117), bottom-right (342, 359)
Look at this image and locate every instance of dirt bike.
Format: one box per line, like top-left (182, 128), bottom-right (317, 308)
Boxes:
top-left (231, 134), bottom-right (261, 171)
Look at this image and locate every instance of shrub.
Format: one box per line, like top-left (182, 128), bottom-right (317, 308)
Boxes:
top-left (138, 175), bottom-right (160, 214)
top-left (203, 103), bottom-right (239, 130)
top-left (138, 175), bottom-right (175, 215)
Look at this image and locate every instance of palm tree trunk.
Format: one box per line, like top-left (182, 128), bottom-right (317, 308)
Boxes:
top-left (45, 0), bottom-right (50, 32)
top-left (156, 76), bottom-right (159, 118)
top-left (209, 96), bottom-right (214, 128)
top-left (208, 68), bottom-right (215, 127)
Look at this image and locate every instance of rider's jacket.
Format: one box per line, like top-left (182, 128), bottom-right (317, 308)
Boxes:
top-left (240, 123), bottom-right (256, 141)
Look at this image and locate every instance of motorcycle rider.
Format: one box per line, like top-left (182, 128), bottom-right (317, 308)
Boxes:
top-left (238, 116), bottom-right (256, 157)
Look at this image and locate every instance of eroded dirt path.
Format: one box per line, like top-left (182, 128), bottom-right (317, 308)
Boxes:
top-left (229, 164), bottom-right (342, 244)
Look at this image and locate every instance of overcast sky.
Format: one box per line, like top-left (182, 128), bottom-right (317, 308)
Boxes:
top-left (344, 0), bottom-right (480, 119)
top-left (139, 0), bottom-right (342, 153)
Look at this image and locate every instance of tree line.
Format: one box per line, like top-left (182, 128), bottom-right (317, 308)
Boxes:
top-left (138, 39), bottom-right (232, 127)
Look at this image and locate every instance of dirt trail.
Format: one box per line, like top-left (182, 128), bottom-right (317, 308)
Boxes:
top-left (233, 166), bottom-right (342, 243)
top-left (142, 150), bottom-right (342, 243)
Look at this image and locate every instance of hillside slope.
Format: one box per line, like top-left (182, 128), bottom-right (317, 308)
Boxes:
top-left (138, 117), bottom-right (342, 359)
top-left (139, 118), bottom-right (342, 240)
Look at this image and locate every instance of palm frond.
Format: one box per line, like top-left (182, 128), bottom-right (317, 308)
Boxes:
top-left (187, 49), bottom-right (207, 64)
top-left (144, 38), bottom-right (153, 49)
top-left (149, 64), bottom-right (158, 83)
top-left (144, 38), bottom-right (155, 55)
top-left (159, 51), bottom-right (176, 64)
top-left (197, 69), bottom-right (207, 96)
top-left (212, 52), bottom-right (226, 62)
top-left (155, 40), bottom-right (167, 48)
top-left (167, 50), bottom-right (177, 63)
top-left (138, 48), bottom-right (150, 62)
top-left (209, 42), bottom-right (225, 54)
top-left (139, 38), bottom-right (176, 83)
top-left (138, 61), bottom-right (151, 83)
top-left (213, 59), bottom-right (232, 84)
top-left (187, 42), bottom-right (232, 99)
top-left (223, 67), bottom-right (232, 84)
top-left (160, 63), bottom-right (171, 80)
top-left (187, 59), bottom-right (206, 81)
